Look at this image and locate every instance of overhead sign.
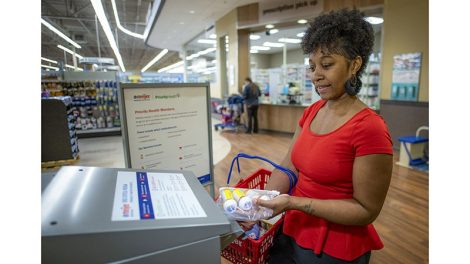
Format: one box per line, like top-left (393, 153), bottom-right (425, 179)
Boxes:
top-left (79, 57), bottom-right (115, 65)
top-left (119, 83), bottom-right (214, 188)
top-left (258, 0), bottom-right (323, 24)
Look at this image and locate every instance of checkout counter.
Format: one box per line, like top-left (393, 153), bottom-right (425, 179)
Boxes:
top-left (42, 166), bottom-right (242, 263)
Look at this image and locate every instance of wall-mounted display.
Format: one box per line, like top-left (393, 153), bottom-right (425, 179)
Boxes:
top-left (391, 52), bottom-right (422, 101)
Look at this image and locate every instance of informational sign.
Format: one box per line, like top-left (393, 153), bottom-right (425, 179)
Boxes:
top-left (259, 0), bottom-right (323, 24)
top-left (79, 57), bottom-right (115, 65)
top-left (391, 52), bottom-right (422, 101)
top-left (111, 171), bottom-right (207, 221)
top-left (119, 83), bottom-right (214, 188)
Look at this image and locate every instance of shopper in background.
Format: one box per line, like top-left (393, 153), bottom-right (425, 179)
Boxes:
top-left (254, 9), bottom-right (393, 264)
top-left (242, 77), bottom-right (261, 134)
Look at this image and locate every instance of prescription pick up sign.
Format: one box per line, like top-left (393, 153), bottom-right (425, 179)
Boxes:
top-left (120, 83), bottom-right (213, 185)
top-left (111, 171), bottom-right (207, 221)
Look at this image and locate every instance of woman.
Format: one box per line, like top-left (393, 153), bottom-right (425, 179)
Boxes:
top-left (242, 77), bottom-right (261, 134)
top-left (255, 9), bottom-right (393, 264)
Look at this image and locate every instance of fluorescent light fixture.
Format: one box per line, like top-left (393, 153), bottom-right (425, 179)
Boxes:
top-left (297, 32), bottom-right (306, 38)
top-left (278, 38), bottom-right (302, 44)
top-left (186, 54), bottom-right (198, 60)
top-left (209, 34), bottom-right (217, 39)
top-left (57, 45), bottom-right (84, 59)
top-left (198, 47), bottom-right (216, 55)
top-left (41, 57), bottom-right (58, 64)
top-left (111, 0), bottom-right (145, 39)
top-left (194, 66), bottom-right (216, 73)
top-left (186, 47), bottom-right (216, 60)
top-left (158, 61), bottom-right (184, 73)
top-left (197, 39), bottom-right (216, 44)
top-left (41, 64), bottom-right (59, 71)
top-left (41, 18), bottom-right (81, 49)
top-left (91, 0), bottom-right (126, 72)
top-left (251, 46), bottom-right (271, 51)
top-left (365, 16), bottom-right (384, 25)
top-left (297, 19), bottom-right (308, 24)
top-left (250, 34), bottom-right (260, 40)
top-left (141, 49), bottom-right (168, 72)
top-left (265, 24), bottom-right (274, 29)
top-left (250, 50), bottom-right (259, 54)
top-left (65, 64), bottom-right (84, 71)
top-left (263, 42), bottom-right (284, 48)
top-left (269, 29), bottom-right (279, 34)
top-left (167, 66), bottom-right (184, 73)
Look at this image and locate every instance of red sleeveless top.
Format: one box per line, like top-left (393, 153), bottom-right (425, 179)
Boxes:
top-left (284, 99), bottom-right (393, 261)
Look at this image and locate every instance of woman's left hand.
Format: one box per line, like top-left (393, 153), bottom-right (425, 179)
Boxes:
top-left (254, 194), bottom-right (291, 217)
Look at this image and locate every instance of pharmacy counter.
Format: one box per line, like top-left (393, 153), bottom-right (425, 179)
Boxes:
top-left (257, 103), bottom-right (310, 133)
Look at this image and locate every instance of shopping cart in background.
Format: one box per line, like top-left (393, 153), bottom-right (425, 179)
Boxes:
top-left (214, 94), bottom-right (246, 133)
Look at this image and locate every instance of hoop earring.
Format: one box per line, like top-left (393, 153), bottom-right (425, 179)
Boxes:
top-left (345, 74), bottom-right (358, 96)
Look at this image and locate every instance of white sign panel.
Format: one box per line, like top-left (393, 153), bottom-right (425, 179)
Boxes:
top-left (121, 85), bottom-right (212, 184)
top-left (112, 171), bottom-right (207, 221)
top-left (259, 0), bottom-right (323, 24)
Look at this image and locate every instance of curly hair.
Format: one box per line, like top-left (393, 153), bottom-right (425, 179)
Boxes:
top-left (301, 9), bottom-right (374, 95)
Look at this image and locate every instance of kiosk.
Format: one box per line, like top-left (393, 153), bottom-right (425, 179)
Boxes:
top-left (42, 166), bottom-right (242, 263)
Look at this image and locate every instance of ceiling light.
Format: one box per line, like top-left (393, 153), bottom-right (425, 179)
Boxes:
top-left (209, 34), bottom-right (217, 39)
top-left (197, 39), bottom-right (216, 44)
top-left (365, 16), bottom-right (384, 25)
top-left (41, 57), bottom-right (58, 64)
top-left (263, 42), bottom-right (284, 48)
top-left (297, 32), bottom-right (306, 38)
top-left (194, 67), bottom-right (216, 73)
top-left (57, 45), bottom-right (84, 59)
top-left (186, 54), bottom-right (199, 60)
top-left (41, 65), bottom-right (59, 71)
top-left (186, 47), bottom-right (216, 61)
top-left (265, 24), bottom-right (274, 29)
top-left (250, 34), bottom-right (260, 40)
top-left (189, 10), bottom-right (195, 14)
top-left (141, 49), bottom-right (169, 72)
top-left (297, 19), bottom-right (308, 24)
top-left (158, 61), bottom-right (184, 73)
top-left (269, 29), bottom-right (279, 34)
top-left (41, 18), bottom-right (81, 49)
top-left (65, 64), bottom-right (84, 71)
top-left (91, 0), bottom-right (126, 72)
top-left (251, 46), bottom-right (271, 51)
top-left (198, 47), bottom-right (216, 55)
top-left (278, 38), bottom-right (302, 44)
top-left (111, 0), bottom-right (145, 39)
top-left (250, 50), bottom-right (259, 54)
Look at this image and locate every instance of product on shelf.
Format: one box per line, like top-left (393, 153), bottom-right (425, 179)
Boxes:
top-left (41, 80), bottom-right (121, 131)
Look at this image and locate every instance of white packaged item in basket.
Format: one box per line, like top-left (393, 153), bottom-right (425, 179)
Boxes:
top-left (218, 187), bottom-right (280, 221)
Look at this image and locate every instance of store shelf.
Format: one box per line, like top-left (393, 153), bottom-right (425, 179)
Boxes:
top-left (42, 79), bottom-right (121, 138)
top-left (359, 54), bottom-right (381, 109)
top-left (76, 127), bottom-right (121, 138)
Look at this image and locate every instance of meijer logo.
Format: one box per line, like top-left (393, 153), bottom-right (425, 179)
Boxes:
top-left (133, 94), bottom-right (150, 101)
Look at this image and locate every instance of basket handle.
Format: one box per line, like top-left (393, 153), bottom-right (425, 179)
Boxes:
top-left (226, 152), bottom-right (297, 194)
